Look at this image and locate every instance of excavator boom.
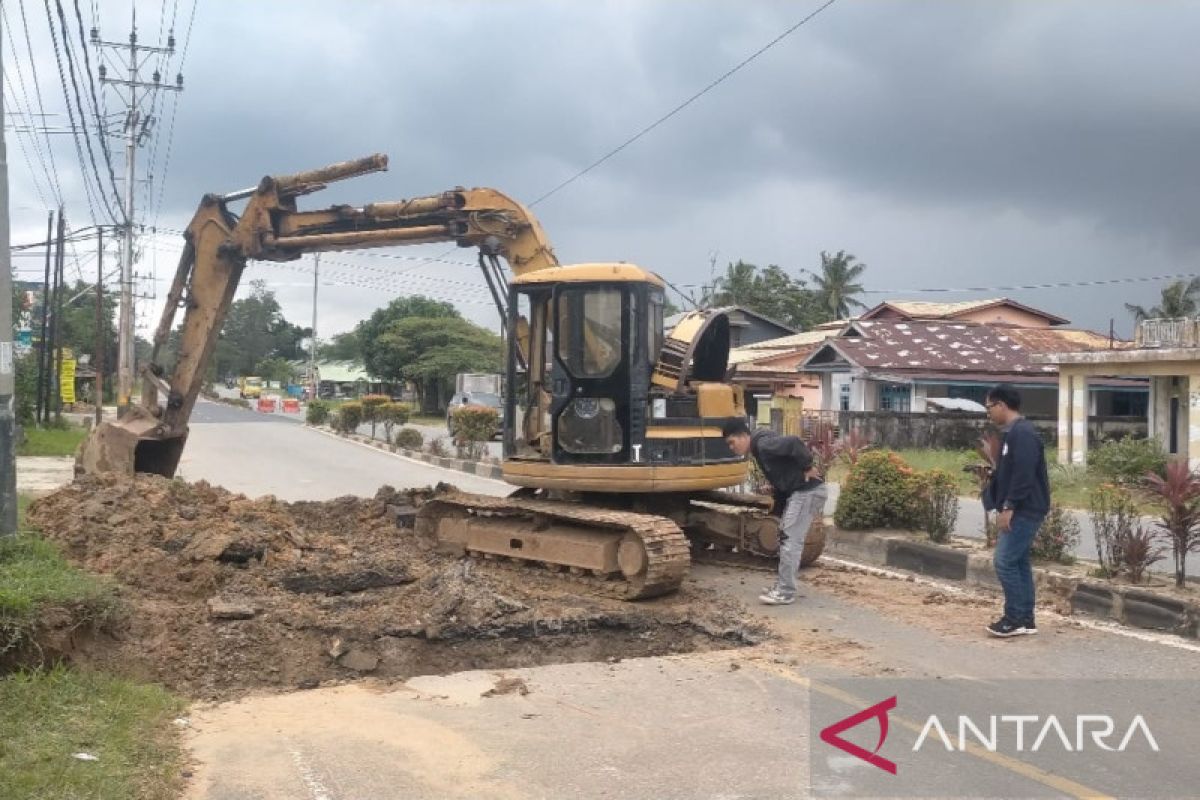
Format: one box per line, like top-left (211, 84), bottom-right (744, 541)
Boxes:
top-left (78, 153), bottom-right (557, 477)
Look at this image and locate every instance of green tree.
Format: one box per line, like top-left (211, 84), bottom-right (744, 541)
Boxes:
top-left (1126, 279), bottom-right (1200, 321)
top-left (703, 260), bottom-right (824, 330)
top-left (253, 357), bottom-right (296, 386)
top-left (358, 295), bottom-right (461, 380)
top-left (370, 316), bottom-right (502, 412)
top-left (212, 281), bottom-right (310, 379)
top-left (809, 250), bottom-right (868, 321)
top-left (318, 330), bottom-right (362, 362)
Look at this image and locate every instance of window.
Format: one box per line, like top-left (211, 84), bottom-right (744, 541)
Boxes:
top-left (879, 384), bottom-right (911, 412)
top-left (1110, 391), bottom-right (1148, 417)
top-left (557, 287), bottom-right (622, 379)
top-left (839, 382), bottom-right (851, 411)
top-left (647, 291), bottom-right (664, 365)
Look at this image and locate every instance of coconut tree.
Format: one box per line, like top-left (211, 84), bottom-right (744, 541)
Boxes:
top-left (1125, 278), bottom-right (1200, 321)
top-left (809, 250), bottom-right (868, 321)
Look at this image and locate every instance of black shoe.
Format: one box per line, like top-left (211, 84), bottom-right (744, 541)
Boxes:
top-left (1021, 617), bottom-right (1037, 635)
top-left (986, 617), bottom-right (1031, 638)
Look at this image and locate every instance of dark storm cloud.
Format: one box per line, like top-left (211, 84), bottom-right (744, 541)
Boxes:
top-left (13, 1), bottom-right (1200, 333)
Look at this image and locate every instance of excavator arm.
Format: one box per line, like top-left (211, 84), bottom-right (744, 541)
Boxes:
top-left (78, 153), bottom-right (558, 477)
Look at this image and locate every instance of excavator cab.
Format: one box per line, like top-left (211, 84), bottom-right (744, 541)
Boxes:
top-left (502, 264), bottom-right (749, 493)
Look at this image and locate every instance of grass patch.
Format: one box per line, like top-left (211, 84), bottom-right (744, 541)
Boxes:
top-left (1, 499), bottom-right (118, 658)
top-left (17, 425), bottom-right (87, 457)
top-left (0, 667), bottom-right (184, 800)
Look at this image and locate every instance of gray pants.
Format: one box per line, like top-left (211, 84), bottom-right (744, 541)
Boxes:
top-left (775, 485), bottom-right (828, 599)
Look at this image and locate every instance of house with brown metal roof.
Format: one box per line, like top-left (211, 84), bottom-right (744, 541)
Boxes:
top-left (798, 319), bottom-right (1145, 417)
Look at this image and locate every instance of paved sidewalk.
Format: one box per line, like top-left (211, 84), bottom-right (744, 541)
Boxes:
top-left (15, 456), bottom-right (75, 498)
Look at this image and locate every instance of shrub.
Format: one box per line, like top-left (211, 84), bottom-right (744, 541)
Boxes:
top-left (1089, 437), bottom-right (1167, 484)
top-left (360, 394), bottom-right (390, 437)
top-left (426, 436), bottom-right (448, 457)
top-left (394, 427), bottom-right (424, 450)
top-left (378, 402), bottom-right (411, 442)
top-left (1088, 483), bottom-right (1138, 576)
top-left (306, 399), bottom-right (331, 426)
top-left (833, 450), bottom-right (923, 531)
top-left (451, 404), bottom-right (499, 460)
top-left (918, 469), bottom-right (959, 543)
top-left (1144, 460), bottom-right (1200, 588)
top-left (334, 401), bottom-right (363, 434)
top-left (1121, 525), bottom-right (1166, 584)
top-left (1031, 504), bottom-right (1081, 564)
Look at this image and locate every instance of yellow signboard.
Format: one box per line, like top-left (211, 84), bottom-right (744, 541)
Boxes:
top-left (60, 357), bottom-right (77, 404)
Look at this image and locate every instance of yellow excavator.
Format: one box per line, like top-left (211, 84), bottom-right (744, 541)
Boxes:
top-left (78, 154), bottom-right (824, 599)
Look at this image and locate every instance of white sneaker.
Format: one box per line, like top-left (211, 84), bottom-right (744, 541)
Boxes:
top-left (759, 589), bottom-right (795, 606)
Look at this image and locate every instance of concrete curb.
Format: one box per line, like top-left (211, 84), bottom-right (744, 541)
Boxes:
top-left (826, 527), bottom-right (1200, 639)
top-left (314, 426), bottom-right (504, 480)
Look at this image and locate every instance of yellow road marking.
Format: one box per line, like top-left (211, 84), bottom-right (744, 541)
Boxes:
top-left (749, 660), bottom-right (1114, 800)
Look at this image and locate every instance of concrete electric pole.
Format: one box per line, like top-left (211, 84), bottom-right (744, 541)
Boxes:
top-left (1, 13), bottom-right (18, 534)
top-left (94, 18), bottom-right (182, 413)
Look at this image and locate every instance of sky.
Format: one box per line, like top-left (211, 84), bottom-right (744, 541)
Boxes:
top-left (7, 0), bottom-right (1199, 344)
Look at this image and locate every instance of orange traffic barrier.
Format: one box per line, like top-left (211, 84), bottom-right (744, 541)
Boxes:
top-left (282, 398), bottom-right (300, 413)
top-left (257, 397), bottom-right (277, 413)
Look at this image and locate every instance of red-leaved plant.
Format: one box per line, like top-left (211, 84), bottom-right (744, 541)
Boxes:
top-left (808, 422), bottom-right (839, 474)
top-left (1143, 460), bottom-right (1200, 588)
top-left (839, 431), bottom-right (872, 466)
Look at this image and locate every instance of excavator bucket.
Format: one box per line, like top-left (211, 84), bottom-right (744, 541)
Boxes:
top-left (76, 418), bottom-right (188, 478)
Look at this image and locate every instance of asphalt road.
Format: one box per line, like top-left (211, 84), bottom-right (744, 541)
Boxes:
top-left (173, 400), bottom-right (1200, 799)
top-left (179, 399), bottom-right (508, 500)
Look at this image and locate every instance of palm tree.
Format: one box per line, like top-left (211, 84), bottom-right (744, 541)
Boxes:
top-left (809, 250), bottom-right (868, 321)
top-left (1126, 278), bottom-right (1200, 321)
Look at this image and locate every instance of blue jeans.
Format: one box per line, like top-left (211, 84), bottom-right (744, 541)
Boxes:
top-left (993, 512), bottom-right (1043, 621)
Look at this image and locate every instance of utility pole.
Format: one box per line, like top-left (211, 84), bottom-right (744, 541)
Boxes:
top-left (0, 13), bottom-right (17, 535)
top-left (94, 17), bottom-right (183, 414)
top-left (52, 214), bottom-right (66, 423)
top-left (310, 253), bottom-right (319, 400)
top-left (95, 228), bottom-right (104, 425)
top-left (36, 211), bottom-right (53, 423)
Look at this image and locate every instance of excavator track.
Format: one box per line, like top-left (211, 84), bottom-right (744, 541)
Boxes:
top-left (416, 492), bottom-right (690, 600)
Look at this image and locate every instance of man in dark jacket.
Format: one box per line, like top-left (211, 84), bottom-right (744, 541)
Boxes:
top-left (723, 418), bottom-right (827, 606)
top-left (982, 384), bottom-right (1051, 638)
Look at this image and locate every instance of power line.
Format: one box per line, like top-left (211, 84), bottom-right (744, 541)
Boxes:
top-left (529, 0), bottom-right (840, 207)
top-left (858, 273), bottom-right (1200, 295)
top-left (15, 0), bottom-right (65, 204)
top-left (1, 5), bottom-right (62, 205)
top-left (69, 0), bottom-right (127, 223)
top-left (149, 0), bottom-right (196, 231)
top-left (41, 0), bottom-right (103, 223)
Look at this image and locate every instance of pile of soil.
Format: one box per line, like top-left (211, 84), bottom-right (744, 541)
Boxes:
top-left (28, 476), bottom-right (763, 699)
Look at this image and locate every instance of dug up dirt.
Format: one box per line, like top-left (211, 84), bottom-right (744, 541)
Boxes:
top-left (27, 476), bottom-right (764, 700)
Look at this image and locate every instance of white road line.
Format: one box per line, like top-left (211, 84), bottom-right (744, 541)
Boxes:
top-left (289, 747), bottom-right (335, 800)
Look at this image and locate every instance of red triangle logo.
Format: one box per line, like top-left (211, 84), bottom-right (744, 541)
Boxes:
top-left (819, 695), bottom-right (898, 775)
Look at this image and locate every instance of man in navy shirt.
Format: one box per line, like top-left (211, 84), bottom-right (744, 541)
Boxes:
top-left (982, 384), bottom-right (1051, 638)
